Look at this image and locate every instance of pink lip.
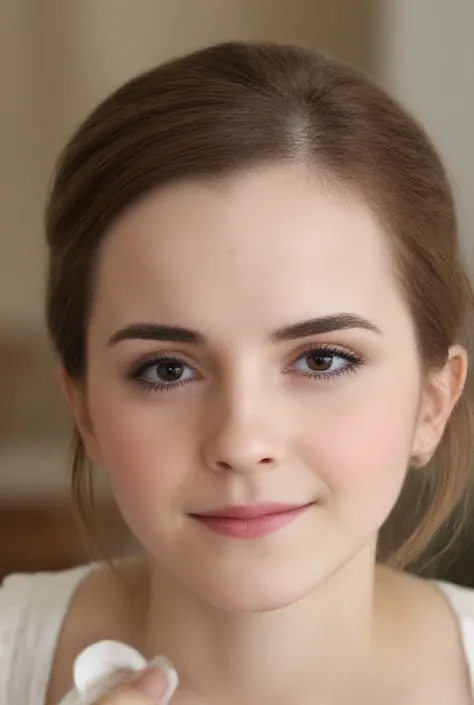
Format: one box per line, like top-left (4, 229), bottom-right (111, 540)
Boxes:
top-left (189, 502), bottom-right (314, 539)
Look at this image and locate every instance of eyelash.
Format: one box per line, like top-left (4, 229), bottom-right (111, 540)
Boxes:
top-left (286, 344), bottom-right (365, 382)
top-left (127, 344), bottom-right (365, 394)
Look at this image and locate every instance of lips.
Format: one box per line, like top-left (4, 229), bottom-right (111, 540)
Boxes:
top-left (189, 502), bottom-right (315, 539)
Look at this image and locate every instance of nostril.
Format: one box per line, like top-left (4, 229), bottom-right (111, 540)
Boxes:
top-left (259, 457), bottom-right (273, 464)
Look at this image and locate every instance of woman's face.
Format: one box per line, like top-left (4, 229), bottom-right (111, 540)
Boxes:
top-left (68, 165), bottom-right (457, 611)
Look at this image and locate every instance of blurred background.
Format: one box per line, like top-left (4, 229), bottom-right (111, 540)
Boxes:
top-left (1, 0), bottom-right (473, 581)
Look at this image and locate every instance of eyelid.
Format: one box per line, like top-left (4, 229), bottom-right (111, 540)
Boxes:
top-left (126, 351), bottom-right (197, 378)
top-left (288, 341), bottom-right (362, 363)
top-left (126, 355), bottom-right (199, 395)
top-left (285, 343), bottom-right (365, 381)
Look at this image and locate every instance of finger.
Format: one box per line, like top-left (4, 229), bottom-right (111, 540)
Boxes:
top-left (95, 658), bottom-right (177, 705)
top-left (95, 683), bottom-right (157, 704)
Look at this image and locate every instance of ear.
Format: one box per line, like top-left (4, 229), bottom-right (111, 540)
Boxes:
top-left (58, 365), bottom-right (105, 469)
top-left (411, 345), bottom-right (469, 466)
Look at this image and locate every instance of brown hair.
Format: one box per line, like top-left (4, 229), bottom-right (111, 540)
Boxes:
top-left (45, 41), bottom-right (473, 569)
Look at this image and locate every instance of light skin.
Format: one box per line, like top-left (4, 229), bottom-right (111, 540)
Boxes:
top-left (59, 164), bottom-right (469, 704)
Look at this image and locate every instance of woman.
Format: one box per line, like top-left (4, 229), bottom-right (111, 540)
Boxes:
top-left (1, 41), bottom-right (473, 704)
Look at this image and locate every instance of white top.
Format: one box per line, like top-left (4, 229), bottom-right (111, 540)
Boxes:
top-left (0, 566), bottom-right (473, 704)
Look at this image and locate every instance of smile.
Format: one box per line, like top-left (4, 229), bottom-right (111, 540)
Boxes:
top-left (189, 502), bottom-right (315, 539)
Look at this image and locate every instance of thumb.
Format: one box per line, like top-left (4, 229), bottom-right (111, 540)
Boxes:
top-left (128, 657), bottom-right (178, 704)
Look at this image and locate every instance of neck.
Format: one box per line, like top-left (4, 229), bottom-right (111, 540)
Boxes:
top-left (138, 545), bottom-right (379, 705)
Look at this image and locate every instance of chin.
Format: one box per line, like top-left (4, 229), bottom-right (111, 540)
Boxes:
top-left (139, 511), bottom-right (376, 614)
top-left (209, 580), bottom-right (315, 613)
top-left (176, 550), bottom-right (339, 613)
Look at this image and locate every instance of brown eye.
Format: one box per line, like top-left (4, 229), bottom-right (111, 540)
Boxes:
top-left (129, 357), bottom-right (196, 390)
top-left (289, 346), bottom-right (363, 380)
top-left (306, 352), bottom-right (333, 372)
top-left (155, 361), bottom-right (184, 382)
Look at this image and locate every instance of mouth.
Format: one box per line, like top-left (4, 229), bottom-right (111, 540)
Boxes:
top-left (188, 502), bottom-right (316, 539)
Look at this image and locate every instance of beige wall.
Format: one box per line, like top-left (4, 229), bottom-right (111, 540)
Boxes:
top-left (376, 0), bottom-right (474, 272)
top-left (0, 1), bottom-right (377, 499)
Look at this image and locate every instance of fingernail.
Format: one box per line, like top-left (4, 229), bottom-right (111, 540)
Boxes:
top-left (132, 656), bottom-right (178, 704)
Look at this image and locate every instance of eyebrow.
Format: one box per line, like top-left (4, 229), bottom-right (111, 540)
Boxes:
top-left (271, 314), bottom-right (382, 341)
top-left (107, 323), bottom-right (204, 346)
top-left (107, 314), bottom-right (381, 347)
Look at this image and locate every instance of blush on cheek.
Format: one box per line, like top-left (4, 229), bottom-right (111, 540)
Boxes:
top-left (90, 403), bottom-right (187, 508)
top-left (314, 391), bottom-right (418, 509)
top-left (94, 425), bottom-right (187, 551)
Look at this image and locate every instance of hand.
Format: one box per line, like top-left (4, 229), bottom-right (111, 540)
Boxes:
top-left (93, 658), bottom-right (178, 705)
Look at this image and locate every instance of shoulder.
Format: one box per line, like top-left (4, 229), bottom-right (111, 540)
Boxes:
top-left (45, 558), bottom-right (147, 705)
top-left (0, 564), bottom-right (95, 705)
top-left (437, 579), bottom-right (474, 621)
top-left (376, 567), bottom-right (473, 701)
top-left (436, 579), bottom-right (474, 685)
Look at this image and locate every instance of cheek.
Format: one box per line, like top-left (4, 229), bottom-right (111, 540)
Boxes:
top-left (303, 375), bottom-right (421, 512)
top-left (87, 382), bottom-right (194, 508)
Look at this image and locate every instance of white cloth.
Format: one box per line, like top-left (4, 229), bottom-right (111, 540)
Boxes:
top-left (0, 566), bottom-right (473, 704)
top-left (0, 565), bottom-right (92, 705)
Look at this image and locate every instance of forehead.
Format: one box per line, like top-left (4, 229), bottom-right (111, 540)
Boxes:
top-left (92, 164), bottom-right (406, 335)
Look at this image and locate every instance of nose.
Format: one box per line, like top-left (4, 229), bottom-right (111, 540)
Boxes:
top-left (201, 387), bottom-right (285, 475)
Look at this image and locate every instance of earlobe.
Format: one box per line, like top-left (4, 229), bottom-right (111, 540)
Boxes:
top-left (411, 345), bottom-right (468, 466)
top-left (57, 365), bottom-right (105, 468)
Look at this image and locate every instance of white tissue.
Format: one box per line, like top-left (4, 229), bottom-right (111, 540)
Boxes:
top-left (57, 640), bottom-right (177, 704)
